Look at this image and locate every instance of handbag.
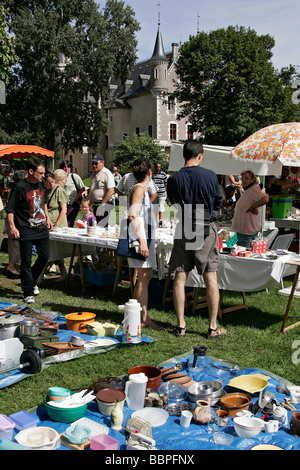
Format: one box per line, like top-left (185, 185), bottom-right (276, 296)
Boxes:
top-left (116, 219), bottom-right (151, 260)
top-left (116, 185), bottom-right (152, 260)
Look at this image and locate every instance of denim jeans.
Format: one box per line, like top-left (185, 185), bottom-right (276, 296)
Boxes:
top-left (19, 237), bottom-right (50, 297)
top-left (237, 232), bottom-right (258, 249)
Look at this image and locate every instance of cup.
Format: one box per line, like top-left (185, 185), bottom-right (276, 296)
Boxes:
top-left (265, 420), bottom-right (281, 433)
top-left (180, 410), bottom-right (193, 428)
top-left (216, 409), bottom-right (228, 427)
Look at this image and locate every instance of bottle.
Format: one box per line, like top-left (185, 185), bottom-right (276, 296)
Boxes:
top-left (189, 346), bottom-right (208, 376)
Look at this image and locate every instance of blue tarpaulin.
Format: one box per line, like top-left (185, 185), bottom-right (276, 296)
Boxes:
top-left (8, 352), bottom-right (300, 451)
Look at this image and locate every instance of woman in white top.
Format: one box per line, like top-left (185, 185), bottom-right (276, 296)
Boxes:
top-left (127, 159), bottom-right (162, 330)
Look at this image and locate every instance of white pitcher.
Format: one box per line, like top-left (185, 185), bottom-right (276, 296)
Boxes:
top-left (119, 299), bottom-right (142, 344)
top-left (125, 373), bottom-right (148, 410)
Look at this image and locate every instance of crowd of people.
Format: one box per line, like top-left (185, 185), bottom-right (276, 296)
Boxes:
top-left (1, 147), bottom-right (299, 337)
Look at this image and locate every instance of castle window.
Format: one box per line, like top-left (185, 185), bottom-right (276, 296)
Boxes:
top-left (169, 123), bottom-right (177, 141)
top-left (168, 97), bottom-right (175, 113)
top-left (148, 125), bottom-right (153, 137)
top-left (154, 68), bottom-right (158, 79)
top-left (187, 125), bottom-right (194, 140)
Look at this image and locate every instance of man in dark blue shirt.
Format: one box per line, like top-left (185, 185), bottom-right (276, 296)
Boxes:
top-left (167, 140), bottom-right (226, 339)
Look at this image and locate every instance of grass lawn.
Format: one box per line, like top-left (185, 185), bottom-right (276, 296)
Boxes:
top-left (0, 215), bottom-right (299, 415)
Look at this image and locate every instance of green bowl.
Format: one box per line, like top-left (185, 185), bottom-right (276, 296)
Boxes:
top-left (43, 396), bottom-right (87, 423)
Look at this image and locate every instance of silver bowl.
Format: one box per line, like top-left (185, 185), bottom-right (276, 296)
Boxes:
top-left (188, 380), bottom-right (224, 403)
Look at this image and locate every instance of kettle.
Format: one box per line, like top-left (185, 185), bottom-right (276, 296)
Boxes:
top-left (119, 299), bottom-right (142, 344)
top-left (125, 373), bottom-right (148, 410)
top-left (273, 405), bottom-right (288, 425)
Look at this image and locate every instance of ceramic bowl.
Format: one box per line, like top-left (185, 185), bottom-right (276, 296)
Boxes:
top-left (220, 392), bottom-right (252, 417)
top-left (128, 365), bottom-right (162, 391)
top-left (233, 416), bottom-right (264, 438)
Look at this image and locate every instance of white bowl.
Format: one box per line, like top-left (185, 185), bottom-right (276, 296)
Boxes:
top-left (14, 426), bottom-right (61, 450)
top-left (233, 417), bottom-right (264, 438)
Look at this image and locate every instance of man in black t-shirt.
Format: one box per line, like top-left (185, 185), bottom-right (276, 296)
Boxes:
top-left (167, 140), bottom-right (226, 339)
top-left (6, 160), bottom-right (53, 303)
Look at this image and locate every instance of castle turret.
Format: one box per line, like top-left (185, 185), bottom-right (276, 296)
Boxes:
top-left (149, 24), bottom-right (168, 92)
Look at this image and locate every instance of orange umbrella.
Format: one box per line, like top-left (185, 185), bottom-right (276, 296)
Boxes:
top-left (0, 144), bottom-right (54, 160)
top-left (232, 122), bottom-right (300, 167)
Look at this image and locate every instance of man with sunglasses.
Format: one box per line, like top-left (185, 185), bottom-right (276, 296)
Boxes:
top-left (89, 154), bottom-right (115, 226)
top-left (6, 160), bottom-right (52, 303)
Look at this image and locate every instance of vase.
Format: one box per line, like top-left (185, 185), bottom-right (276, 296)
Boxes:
top-left (111, 400), bottom-right (124, 431)
top-left (192, 399), bottom-right (212, 424)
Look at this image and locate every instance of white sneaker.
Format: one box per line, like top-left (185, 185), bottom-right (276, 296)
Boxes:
top-left (33, 285), bottom-right (40, 296)
top-left (24, 296), bottom-right (35, 304)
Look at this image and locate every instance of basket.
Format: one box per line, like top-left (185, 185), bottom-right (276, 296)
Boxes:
top-left (41, 342), bottom-right (84, 357)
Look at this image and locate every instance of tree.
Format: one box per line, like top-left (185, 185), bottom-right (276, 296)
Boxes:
top-left (0, 0), bottom-right (140, 153)
top-left (0, 4), bottom-right (18, 85)
top-left (113, 133), bottom-right (167, 175)
top-left (172, 25), bottom-right (300, 146)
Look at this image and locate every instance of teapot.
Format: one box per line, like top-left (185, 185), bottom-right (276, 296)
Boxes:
top-left (273, 404), bottom-right (288, 425)
top-left (192, 399), bottom-right (212, 424)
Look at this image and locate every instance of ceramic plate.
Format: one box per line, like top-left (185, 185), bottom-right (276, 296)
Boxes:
top-left (132, 408), bottom-right (169, 427)
top-left (84, 338), bottom-right (118, 348)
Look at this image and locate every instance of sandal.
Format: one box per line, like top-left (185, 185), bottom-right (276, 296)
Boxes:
top-left (173, 326), bottom-right (186, 337)
top-left (208, 326), bottom-right (227, 339)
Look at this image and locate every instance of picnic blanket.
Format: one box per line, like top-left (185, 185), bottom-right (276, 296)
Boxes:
top-left (0, 301), bottom-right (155, 389)
top-left (7, 351), bottom-right (300, 451)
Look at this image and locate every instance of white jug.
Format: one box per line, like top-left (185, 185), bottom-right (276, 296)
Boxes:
top-left (273, 405), bottom-right (288, 425)
top-left (125, 373), bottom-right (148, 410)
top-left (119, 299), bottom-right (142, 344)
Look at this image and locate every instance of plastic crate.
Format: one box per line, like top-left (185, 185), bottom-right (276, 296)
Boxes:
top-left (272, 197), bottom-right (293, 218)
top-left (73, 266), bottom-right (120, 286)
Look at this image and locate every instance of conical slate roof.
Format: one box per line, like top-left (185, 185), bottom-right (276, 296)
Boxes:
top-left (150, 25), bottom-right (168, 61)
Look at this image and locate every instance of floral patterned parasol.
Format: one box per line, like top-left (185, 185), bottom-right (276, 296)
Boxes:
top-left (232, 122), bottom-right (300, 166)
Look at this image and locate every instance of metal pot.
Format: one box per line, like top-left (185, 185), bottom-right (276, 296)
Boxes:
top-left (19, 320), bottom-right (42, 337)
top-left (0, 315), bottom-right (24, 340)
top-left (70, 335), bottom-right (86, 346)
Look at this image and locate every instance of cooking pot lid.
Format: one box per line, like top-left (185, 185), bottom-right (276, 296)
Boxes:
top-left (65, 312), bottom-right (96, 321)
top-left (96, 388), bottom-right (126, 403)
top-left (0, 314), bottom-right (24, 325)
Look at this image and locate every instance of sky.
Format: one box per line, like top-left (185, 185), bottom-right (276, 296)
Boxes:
top-left (100, 0), bottom-right (300, 71)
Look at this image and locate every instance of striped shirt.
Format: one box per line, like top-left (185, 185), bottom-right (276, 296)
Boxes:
top-left (152, 171), bottom-right (167, 198)
top-left (117, 172), bottom-right (158, 196)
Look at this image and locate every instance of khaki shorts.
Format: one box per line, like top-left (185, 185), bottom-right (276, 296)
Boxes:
top-left (169, 223), bottom-right (219, 275)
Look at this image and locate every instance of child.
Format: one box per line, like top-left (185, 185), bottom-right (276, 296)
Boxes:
top-left (81, 198), bottom-right (97, 226)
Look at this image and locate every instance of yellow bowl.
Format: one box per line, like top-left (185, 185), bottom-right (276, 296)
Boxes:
top-left (228, 374), bottom-right (269, 394)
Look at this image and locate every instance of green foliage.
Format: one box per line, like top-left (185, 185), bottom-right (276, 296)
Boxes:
top-left (0, 0), bottom-right (140, 152)
top-left (113, 132), bottom-right (168, 174)
top-left (0, 4), bottom-right (18, 84)
top-left (173, 25), bottom-right (300, 146)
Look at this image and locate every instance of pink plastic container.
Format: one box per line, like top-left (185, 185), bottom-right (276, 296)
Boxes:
top-left (90, 433), bottom-right (119, 450)
top-left (0, 414), bottom-right (15, 441)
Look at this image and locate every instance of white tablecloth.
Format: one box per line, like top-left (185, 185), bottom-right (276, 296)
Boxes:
top-left (186, 254), bottom-right (297, 292)
top-left (49, 227), bottom-right (297, 292)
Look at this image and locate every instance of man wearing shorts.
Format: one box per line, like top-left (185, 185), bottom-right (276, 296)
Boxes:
top-left (167, 140), bottom-right (226, 339)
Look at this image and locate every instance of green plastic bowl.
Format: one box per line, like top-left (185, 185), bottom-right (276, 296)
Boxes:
top-left (43, 395), bottom-right (87, 423)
